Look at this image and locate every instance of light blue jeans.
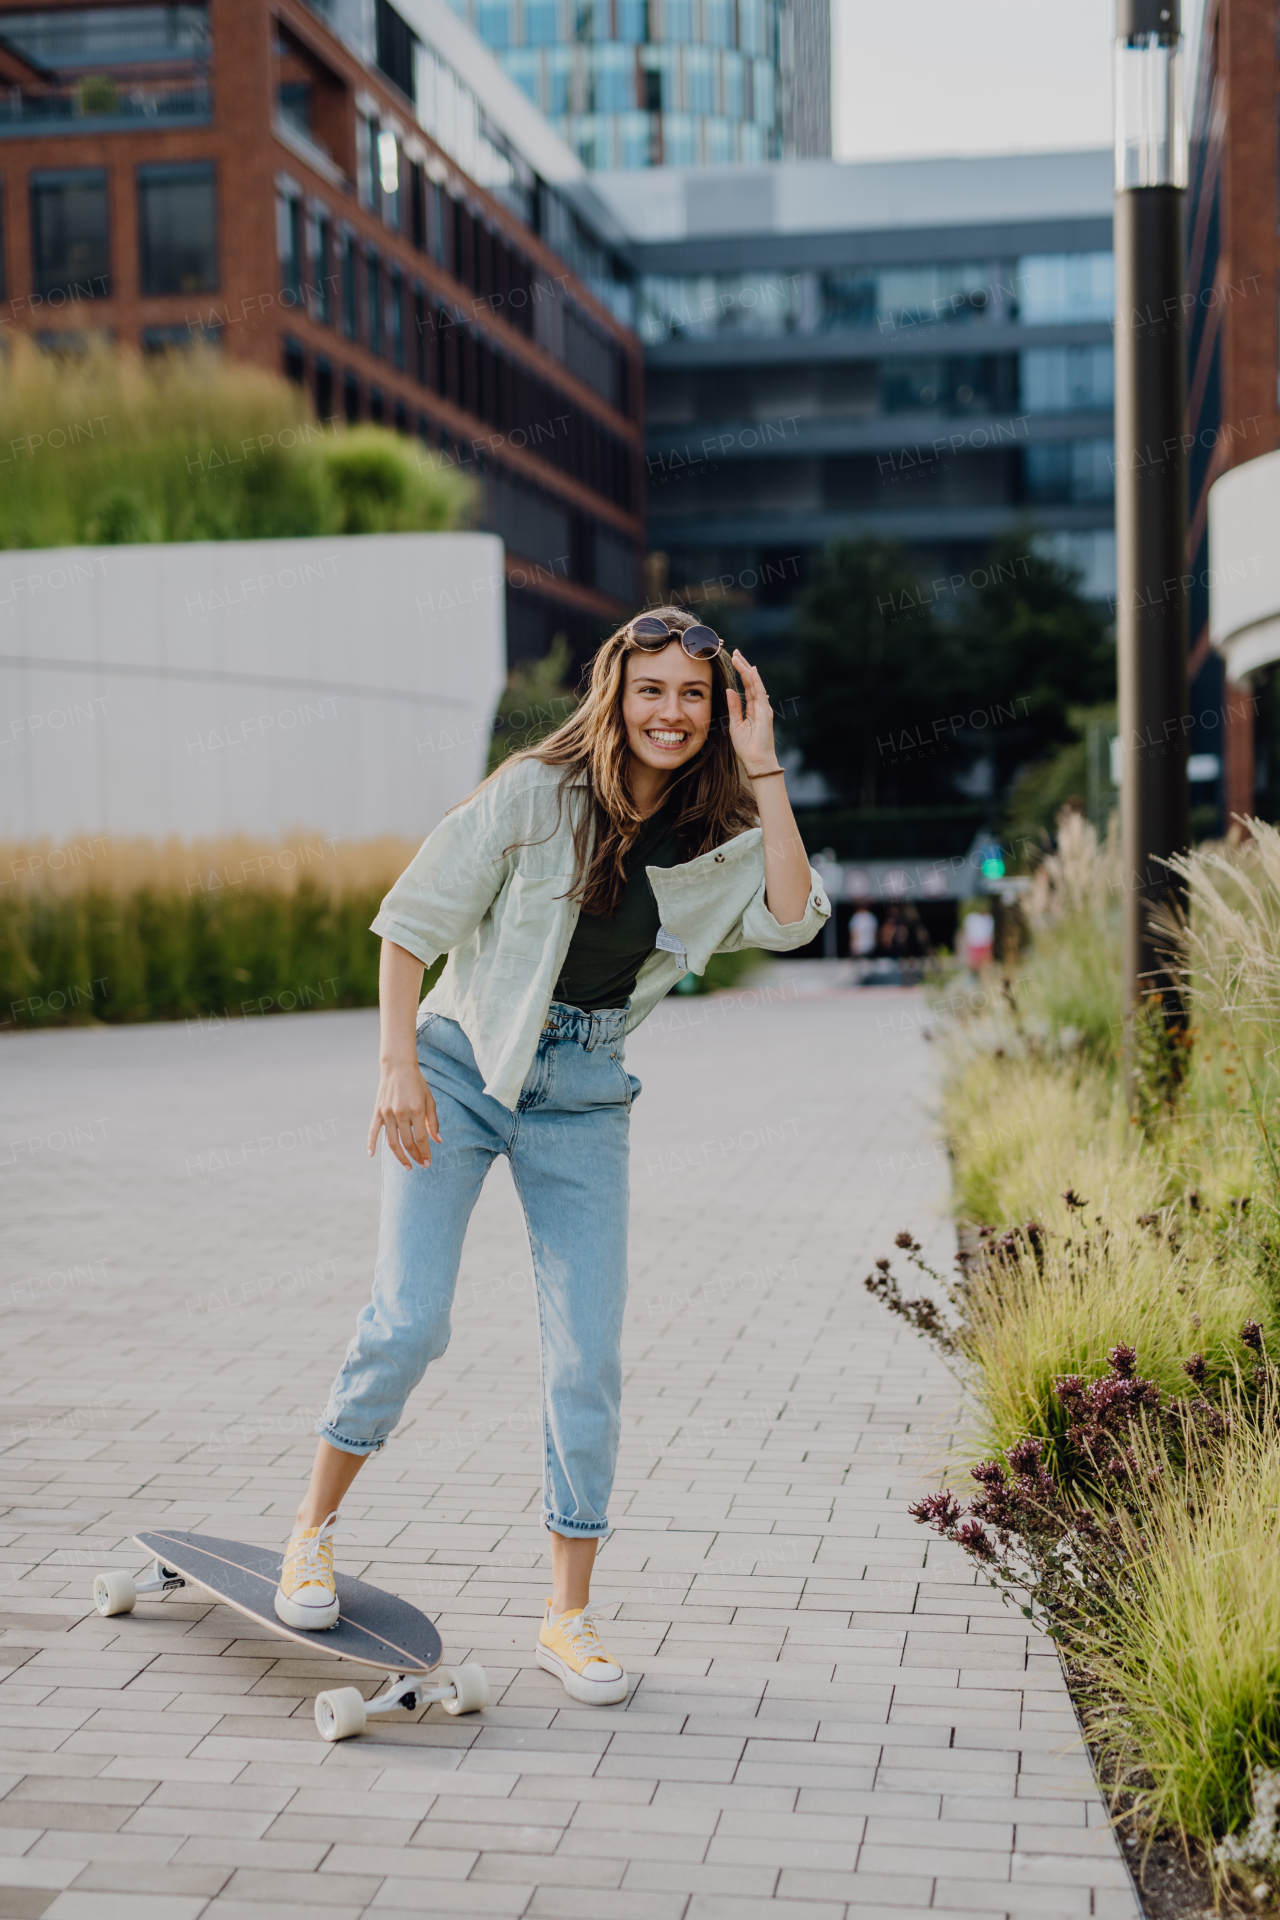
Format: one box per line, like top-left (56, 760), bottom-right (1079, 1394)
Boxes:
top-left (318, 1003), bottom-right (639, 1537)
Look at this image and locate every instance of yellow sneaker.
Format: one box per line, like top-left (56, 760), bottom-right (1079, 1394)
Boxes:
top-left (536, 1601), bottom-right (628, 1705)
top-left (274, 1512), bottom-right (342, 1630)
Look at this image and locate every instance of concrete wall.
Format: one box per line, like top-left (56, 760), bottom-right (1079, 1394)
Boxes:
top-left (1209, 446), bottom-right (1280, 684)
top-left (0, 532), bottom-right (508, 844)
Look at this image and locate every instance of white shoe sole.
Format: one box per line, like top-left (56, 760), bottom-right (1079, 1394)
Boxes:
top-left (274, 1585), bottom-right (340, 1631)
top-left (536, 1641), bottom-right (628, 1705)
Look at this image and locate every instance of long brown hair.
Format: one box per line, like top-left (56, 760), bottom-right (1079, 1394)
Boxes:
top-left (493, 607), bottom-right (759, 915)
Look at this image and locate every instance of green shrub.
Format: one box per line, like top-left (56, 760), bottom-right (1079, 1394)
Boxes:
top-left (0, 338), bottom-right (473, 548)
top-left (676, 949), bottom-right (766, 996)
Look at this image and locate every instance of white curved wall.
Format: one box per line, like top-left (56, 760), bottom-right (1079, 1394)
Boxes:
top-left (1208, 448), bottom-right (1280, 682)
top-left (0, 531), bottom-right (507, 844)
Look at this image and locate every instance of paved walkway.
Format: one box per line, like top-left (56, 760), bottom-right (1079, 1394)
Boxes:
top-left (0, 973), bottom-right (1139, 1920)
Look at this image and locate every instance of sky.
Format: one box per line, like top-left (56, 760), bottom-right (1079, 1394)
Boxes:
top-left (832, 0), bottom-right (1206, 164)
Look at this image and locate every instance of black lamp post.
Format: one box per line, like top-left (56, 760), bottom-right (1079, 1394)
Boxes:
top-left (1113, 0), bottom-right (1191, 1052)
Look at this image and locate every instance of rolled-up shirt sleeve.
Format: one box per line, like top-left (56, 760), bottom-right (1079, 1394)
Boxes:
top-left (718, 866), bottom-right (831, 954)
top-left (369, 781), bottom-right (518, 967)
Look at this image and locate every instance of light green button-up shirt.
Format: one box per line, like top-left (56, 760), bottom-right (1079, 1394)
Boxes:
top-left (370, 756), bottom-right (831, 1111)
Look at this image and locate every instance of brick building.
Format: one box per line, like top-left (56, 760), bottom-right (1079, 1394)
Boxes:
top-left (0, 0), bottom-right (645, 657)
top-left (1186, 0), bottom-right (1280, 831)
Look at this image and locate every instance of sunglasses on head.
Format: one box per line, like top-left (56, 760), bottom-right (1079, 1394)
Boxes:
top-left (628, 613), bottom-right (724, 660)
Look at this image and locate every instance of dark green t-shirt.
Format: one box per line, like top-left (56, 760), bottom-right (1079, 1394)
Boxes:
top-left (554, 799), bottom-right (684, 1013)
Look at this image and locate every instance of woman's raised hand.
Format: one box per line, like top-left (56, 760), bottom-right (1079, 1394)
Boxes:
top-left (726, 650), bottom-right (781, 778)
top-left (369, 1058), bottom-right (442, 1168)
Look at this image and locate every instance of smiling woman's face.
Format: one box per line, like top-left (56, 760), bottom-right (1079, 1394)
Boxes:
top-left (620, 643), bottom-right (714, 776)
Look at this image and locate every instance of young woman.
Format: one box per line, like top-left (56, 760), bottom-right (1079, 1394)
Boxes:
top-left (274, 608), bottom-right (829, 1704)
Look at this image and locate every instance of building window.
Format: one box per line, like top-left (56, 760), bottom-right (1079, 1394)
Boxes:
top-left (315, 355), bottom-right (333, 421)
top-left (1017, 252), bottom-right (1115, 324)
top-left (341, 228), bottom-right (358, 338)
top-left (344, 369), bottom-right (360, 420)
top-left (137, 161), bottom-right (216, 296)
top-left (279, 81), bottom-right (310, 139)
top-left (478, 0), bottom-right (510, 47)
top-left (369, 385), bottom-right (384, 423)
top-left (595, 526), bottom-right (636, 599)
top-left (526, 0), bottom-right (558, 40)
top-left (394, 398), bottom-right (407, 433)
top-left (142, 321), bottom-right (219, 350)
top-left (277, 187), bottom-right (303, 306)
top-left (308, 205), bottom-right (332, 323)
top-left (367, 249), bottom-right (382, 356)
top-left (357, 111), bottom-right (377, 212)
top-left (1021, 345), bottom-right (1114, 412)
top-left (283, 334), bottom-right (305, 385)
top-left (390, 265), bottom-right (404, 369)
top-left (1023, 438), bottom-right (1116, 504)
top-left (377, 128), bottom-right (399, 228)
top-left (414, 283), bottom-right (426, 383)
top-left (410, 160), bottom-right (424, 248)
top-left (703, 0), bottom-right (733, 46)
top-left (738, 0), bottom-right (764, 54)
top-left (428, 180), bottom-right (447, 266)
top-left (375, 0), bottom-right (416, 100)
top-left (30, 168), bottom-right (110, 300)
top-left (683, 46), bottom-right (715, 115)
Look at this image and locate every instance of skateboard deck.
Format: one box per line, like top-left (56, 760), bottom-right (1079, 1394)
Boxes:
top-left (134, 1528), bottom-right (443, 1675)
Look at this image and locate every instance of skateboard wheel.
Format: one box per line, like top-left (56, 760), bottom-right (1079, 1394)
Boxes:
top-left (315, 1686), bottom-right (366, 1741)
top-left (441, 1662), bottom-right (489, 1715)
top-left (92, 1572), bottom-right (136, 1617)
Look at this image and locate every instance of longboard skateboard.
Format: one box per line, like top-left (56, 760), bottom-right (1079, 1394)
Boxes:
top-left (90, 1527), bottom-right (488, 1740)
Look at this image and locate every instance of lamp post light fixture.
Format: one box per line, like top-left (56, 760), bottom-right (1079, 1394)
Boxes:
top-left (1113, 0), bottom-right (1191, 1073)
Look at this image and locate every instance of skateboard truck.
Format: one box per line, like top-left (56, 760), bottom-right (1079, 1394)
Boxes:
top-left (93, 1559), bottom-right (183, 1615)
top-left (315, 1663), bottom-right (489, 1740)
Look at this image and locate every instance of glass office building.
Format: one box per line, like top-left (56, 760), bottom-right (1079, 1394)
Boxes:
top-left (591, 150), bottom-right (1118, 649)
top-left (442, 0), bottom-right (785, 169)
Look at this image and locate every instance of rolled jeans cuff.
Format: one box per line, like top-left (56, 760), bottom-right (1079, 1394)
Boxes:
top-left (543, 1509), bottom-right (611, 1541)
top-left (316, 1420), bottom-right (386, 1458)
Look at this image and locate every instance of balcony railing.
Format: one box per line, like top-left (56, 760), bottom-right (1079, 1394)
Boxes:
top-left (0, 74), bottom-right (209, 129)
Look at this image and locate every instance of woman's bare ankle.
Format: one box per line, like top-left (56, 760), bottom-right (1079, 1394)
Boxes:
top-left (295, 1501), bottom-right (337, 1531)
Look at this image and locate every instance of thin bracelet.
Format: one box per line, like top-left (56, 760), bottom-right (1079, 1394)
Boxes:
top-left (750, 766), bottom-right (786, 780)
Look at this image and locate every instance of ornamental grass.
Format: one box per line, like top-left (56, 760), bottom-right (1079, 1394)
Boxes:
top-left (864, 808), bottom-right (1280, 1885)
top-left (0, 833), bottom-right (424, 1028)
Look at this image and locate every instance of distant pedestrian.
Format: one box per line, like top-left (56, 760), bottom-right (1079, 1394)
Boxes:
top-left (903, 903), bottom-right (931, 957)
top-left (878, 905), bottom-right (909, 957)
top-left (963, 906), bottom-right (995, 970)
top-left (851, 903), bottom-right (878, 957)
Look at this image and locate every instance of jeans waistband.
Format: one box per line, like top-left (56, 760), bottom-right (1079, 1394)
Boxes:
top-left (544, 1000), bottom-right (627, 1051)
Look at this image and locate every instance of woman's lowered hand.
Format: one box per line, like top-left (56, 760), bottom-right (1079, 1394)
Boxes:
top-left (370, 938), bottom-right (441, 1167)
top-left (369, 1057), bottom-right (442, 1168)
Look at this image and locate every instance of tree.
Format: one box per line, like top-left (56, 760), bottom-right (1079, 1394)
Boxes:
top-left (949, 531), bottom-right (1115, 799)
top-left (486, 635), bottom-right (580, 773)
top-left (784, 538), bottom-right (955, 808)
top-left (785, 531), bottom-right (1114, 813)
